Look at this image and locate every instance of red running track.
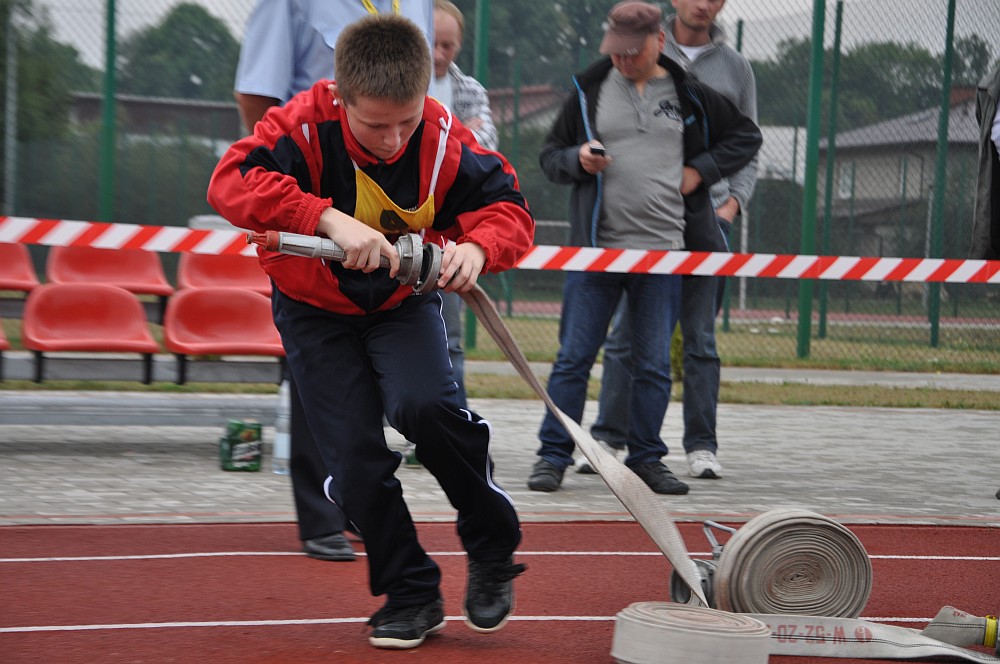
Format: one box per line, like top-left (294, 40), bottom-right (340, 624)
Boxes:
top-left (2, 521), bottom-right (998, 663)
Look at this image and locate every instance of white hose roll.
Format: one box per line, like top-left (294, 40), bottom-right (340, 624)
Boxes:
top-left (612, 602), bottom-right (770, 664)
top-left (714, 508), bottom-right (872, 617)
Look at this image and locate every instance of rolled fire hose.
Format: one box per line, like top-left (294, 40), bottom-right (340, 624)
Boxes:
top-left (657, 509), bottom-right (999, 663)
top-left (714, 509), bottom-right (872, 617)
top-left (254, 231), bottom-right (998, 663)
top-left (669, 509), bottom-right (874, 617)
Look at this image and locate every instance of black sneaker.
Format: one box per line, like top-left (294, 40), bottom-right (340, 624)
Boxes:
top-left (527, 459), bottom-right (565, 492)
top-left (464, 557), bottom-right (526, 632)
top-left (629, 461), bottom-right (690, 495)
top-left (301, 532), bottom-right (356, 561)
top-left (367, 599), bottom-right (446, 649)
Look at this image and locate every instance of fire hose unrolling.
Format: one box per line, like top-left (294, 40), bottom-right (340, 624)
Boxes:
top-left (247, 230), bottom-right (442, 294)
top-left (250, 230), bottom-right (998, 663)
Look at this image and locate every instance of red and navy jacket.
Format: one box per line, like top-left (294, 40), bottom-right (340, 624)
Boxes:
top-left (207, 79), bottom-right (535, 315)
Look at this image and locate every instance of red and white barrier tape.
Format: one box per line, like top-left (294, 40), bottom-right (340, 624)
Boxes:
top-left (2, 216), bottom-right (999, 284)
top-left (515, 245), bottom-right (1000, 284)
top-left (0, 216), bottom-right (257, 257)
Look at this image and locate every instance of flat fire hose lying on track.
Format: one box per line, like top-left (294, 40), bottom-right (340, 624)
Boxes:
top-left (612, 604), bottom-right (999, 664)
top-left (251, 230), bottom-right (999, 664)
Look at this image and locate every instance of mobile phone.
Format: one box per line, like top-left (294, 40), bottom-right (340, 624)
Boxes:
top-left (590, 144), bottom-right (606, 157)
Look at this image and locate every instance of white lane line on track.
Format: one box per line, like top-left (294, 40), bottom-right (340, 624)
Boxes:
top-left (2, 551), bottom-right (998, 563)
top-left (868, 554), bottom-right (1000, 560)
top-left (0, 615), bottom-right (931, 634)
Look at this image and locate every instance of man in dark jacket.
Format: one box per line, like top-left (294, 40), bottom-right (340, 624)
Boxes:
top-left (527, 0), bottom-right (761, 495)
top-left (971, 64), bottom-right (1000, 501)
top-left (971, 62), bottom-right (1000, 261)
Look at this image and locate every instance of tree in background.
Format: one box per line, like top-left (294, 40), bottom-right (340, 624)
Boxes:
top-left (1, 0), bottom-right (98, 142)
top-left (754, 36), bottom-right (995, 132)
top-left (952, 35), bottom-right (991, 87)
top-left (117, 3), bottom-right (238, 101)
top-left (4, 1), bottom-right (228, 223)
top-left (450, 0), bottom-right (609, 88)
top-left (2, 0), bottom-right (99, 210)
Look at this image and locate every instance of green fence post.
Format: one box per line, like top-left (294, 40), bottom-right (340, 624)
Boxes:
top-left (928, 0), bottom-right (957, 348)
top-left (4, 5), bottom-right (20, 216)
top-left (466, 0), bottom-right (491, 350)
top-left (473, 0), bottom-right (490, 87)
top-left (99, 0), bottom-right (117, 222)
top-left (844, 161), bottom-right (856, 313)
top-left (721, 18), bottom-right (745, 333)
top-left (951, 158), bottom-right (971, 317)
top-left (785, 127), bottom-right (800, 320)
top-left (795, 0), bottom-right (827, 359)
top-left (895, 156), bottom-right (909, 315)
top-left (818, 0), bottom-right (843, 340)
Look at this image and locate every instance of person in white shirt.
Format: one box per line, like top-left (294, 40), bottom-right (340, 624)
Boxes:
top-left (233, 0), bottom-right (434, 563)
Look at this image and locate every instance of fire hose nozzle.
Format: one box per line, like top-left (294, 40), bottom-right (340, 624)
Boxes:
top-left (246, 230), bottom-right (442, 294)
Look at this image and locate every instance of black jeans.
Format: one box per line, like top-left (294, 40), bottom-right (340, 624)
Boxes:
top-left (272, 289), bottom-right (521, 606)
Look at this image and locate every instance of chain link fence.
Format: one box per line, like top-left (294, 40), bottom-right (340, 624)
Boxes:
top-left (2, 0), bottom-right (998, 372)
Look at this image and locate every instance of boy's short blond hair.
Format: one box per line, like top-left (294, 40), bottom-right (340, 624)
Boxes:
top-left (335, 14), bottom-right (431, 106)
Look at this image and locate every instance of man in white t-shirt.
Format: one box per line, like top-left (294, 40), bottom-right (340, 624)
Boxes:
top-left (233, 0), bottom-right (434, 563)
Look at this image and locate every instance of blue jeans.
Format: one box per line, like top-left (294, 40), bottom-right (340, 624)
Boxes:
top-left (591, 220), bottom-right (730, 454)
top-left (536, 271), bottom-right (682, 469)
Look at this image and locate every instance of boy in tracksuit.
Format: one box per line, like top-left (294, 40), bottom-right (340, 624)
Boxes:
top-left (207, 14), bottom-right (534, 650)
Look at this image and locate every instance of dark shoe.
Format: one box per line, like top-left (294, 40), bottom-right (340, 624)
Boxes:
top-left (527, 459), bottom-right (565, 492)
top-left (302, 532), bottom-right (356, 561)
top-left (464, 557), bottom-right (526, 632)
top-left (629, 461), bottom-right (690, 495)
top-left (368, 599), bottom-right (446, 649)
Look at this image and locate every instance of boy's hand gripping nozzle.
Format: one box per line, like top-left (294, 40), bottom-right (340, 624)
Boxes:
top-left (247, 230), bottom-right (443, 294)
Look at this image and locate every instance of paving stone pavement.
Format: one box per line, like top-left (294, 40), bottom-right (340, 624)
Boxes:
top-left (2, 388), bottom-right (997, 528)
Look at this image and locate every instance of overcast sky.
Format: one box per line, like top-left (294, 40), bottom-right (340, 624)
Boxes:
top-left (32, 0), bottom-right (1000, 71)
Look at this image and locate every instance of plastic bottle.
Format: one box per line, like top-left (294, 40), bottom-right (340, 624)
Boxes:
top-left (272, 379), bottom-right (291, 475)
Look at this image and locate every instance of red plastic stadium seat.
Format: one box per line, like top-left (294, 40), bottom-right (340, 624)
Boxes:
top-left (46, 245), bottom-right (175, 322)
top-left (0, 242), bottom-right (41, 292)
top-left (163, 287), bottom-right (285, 384)
top-left (176, 252), bottom-right (271, 296)
top-left (46, 245), bottom-right (175, 296)
top-left (21, 283), bottom-right (161, 383)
